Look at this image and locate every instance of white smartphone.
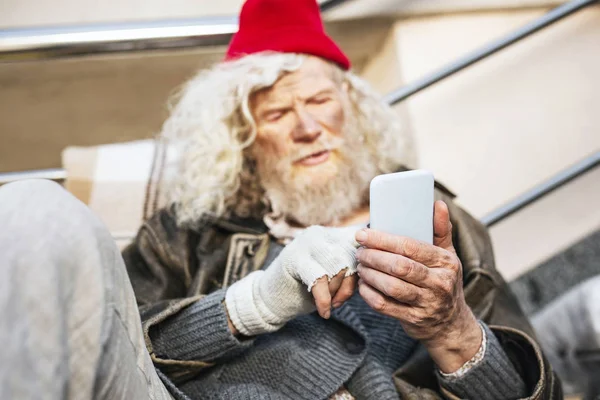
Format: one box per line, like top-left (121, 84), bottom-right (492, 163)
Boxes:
top-left (369, 169), bottom-right (435, 244)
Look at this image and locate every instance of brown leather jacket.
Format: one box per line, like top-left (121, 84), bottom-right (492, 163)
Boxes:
top-left (122, 186), bottom-right (562, 399)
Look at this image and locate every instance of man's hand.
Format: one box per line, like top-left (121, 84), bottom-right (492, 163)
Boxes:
top-left (355, 200), bottom-right (482, 373)
top-left (227, 265), bottom-right (357, 337)
top-left (225, 226), bottom-right (359, 337)
top-left (311, 268), bottom-right (357, 319)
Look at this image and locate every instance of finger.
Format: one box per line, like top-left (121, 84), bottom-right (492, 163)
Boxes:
top-left (433, 200), bottom-right (454, 250)
top-left (357, 248), bottom-right (430, 287)
top-left (331, 274), bottom-right (357, 307)
top-left (328, 269), bottom-right (345, 296)
top-left (356, 229), bottom-right (444, 267)
top-left (358, 279), bottom-right (413, 319)
top-left (311, 276), bottom-right (332, 319)
top-left (357, 264), bottom-right (423, 305)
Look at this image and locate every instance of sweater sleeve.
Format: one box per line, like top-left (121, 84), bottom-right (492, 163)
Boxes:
top-left (121, 210), bottom-right (257, 382)
top-left (150, 288), bottom-right (255, 363)
top-left (437, 322), bottom-right (527, 399)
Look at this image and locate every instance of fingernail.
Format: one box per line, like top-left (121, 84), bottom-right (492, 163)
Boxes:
top-left (324, 310), bottom-right (331, 319)
top-left (332, 302), bottom-right (341, 308)
top-left (356, 247), bottom-right (363, 258)
top-left (355, 229), bottom-right (367, 243)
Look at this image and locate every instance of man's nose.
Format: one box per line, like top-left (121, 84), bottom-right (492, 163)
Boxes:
top-left (291, 107), bottom-right (322, 143)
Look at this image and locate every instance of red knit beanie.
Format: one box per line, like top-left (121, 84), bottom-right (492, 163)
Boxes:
top-left (225, 0), bottom-right (351, 70)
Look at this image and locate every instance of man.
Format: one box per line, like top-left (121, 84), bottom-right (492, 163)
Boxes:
top-left (0, 0), bottom-right (561, 399)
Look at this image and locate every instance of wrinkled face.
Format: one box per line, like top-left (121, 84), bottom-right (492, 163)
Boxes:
top-left (250, 56), bottom-right (347, 186)
top-left (249, 56), bottom-right (377, 226)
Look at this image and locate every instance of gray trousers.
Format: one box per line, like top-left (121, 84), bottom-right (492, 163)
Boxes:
top-left (0, 180), bottom-right (172, 400)
top-left (532, 275), bottom-right (600, 398)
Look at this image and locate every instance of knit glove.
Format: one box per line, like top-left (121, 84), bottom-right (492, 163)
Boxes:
top-left (225, 226), bottom-right (360, 336)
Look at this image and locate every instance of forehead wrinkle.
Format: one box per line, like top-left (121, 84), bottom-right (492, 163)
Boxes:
top-left (262, 77), bottom-right (338, 105)
top-left (251, 59), bottom-right (341, 115)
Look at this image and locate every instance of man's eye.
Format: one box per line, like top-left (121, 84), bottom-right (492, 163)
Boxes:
top-left (311, 97), bottom-right (330, 105)
top-left (266, 111), bottom-right (284, 122)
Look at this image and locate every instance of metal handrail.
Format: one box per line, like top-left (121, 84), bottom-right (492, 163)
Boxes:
top-left (0, 18), bottom-right (238, 61)
top-left (481, 151), bottom-right (600, 227)
top-left (0, 168), bottom-right (67, 185)
top-left (384, 0), bottom-right (599, 105)
top-left (0, 0), bottom-right (348, 61)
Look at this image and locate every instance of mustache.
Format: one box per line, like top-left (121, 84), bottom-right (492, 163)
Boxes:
top-left (289, 137), bottom-right (345, 163)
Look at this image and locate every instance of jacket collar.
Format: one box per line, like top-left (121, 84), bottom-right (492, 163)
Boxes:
top-left (197, 212), bottom-right (268, 235)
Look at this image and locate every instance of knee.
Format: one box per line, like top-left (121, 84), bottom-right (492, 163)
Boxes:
top-left (0, 179), bottom-right (71, 209)
top-left (0, 181), bottom-right (111, 325)
top-left (0, 179), bottom-right (116, 269)
top-left (0, 179), bottom-right (104, 242)
top-left (1, 178), bottom-right (67, 197)
top-left (0, 179), bottom-right (84, 221)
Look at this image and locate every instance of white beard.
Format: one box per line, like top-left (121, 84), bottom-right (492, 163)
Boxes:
top-left (255, 115), bottom-right (379, 227)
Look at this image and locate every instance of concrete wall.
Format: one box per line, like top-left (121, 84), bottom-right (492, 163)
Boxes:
top-left (1, 0), bottom-right (247, 28)
top-left (362, 6), bottom-right (600, 280)
top-left (1, 0), bottom-right (568, 28)
top-left (0, 49), bottom-right (224, 172)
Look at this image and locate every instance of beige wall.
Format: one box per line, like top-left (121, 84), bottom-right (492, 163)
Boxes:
top-left (0, 0), bottom-right (246, 28)
top-left (362, 6), bottom-right (600, 280)
top-left (1, 0), bottom-right (568, 28)
top-left (1, 0), bottom-right (571, 29)
top-left (0, 49), bottom-right (223, 173)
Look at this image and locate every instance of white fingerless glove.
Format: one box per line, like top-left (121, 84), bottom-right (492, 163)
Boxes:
top-left (225, 226), bottom-right (359, 336)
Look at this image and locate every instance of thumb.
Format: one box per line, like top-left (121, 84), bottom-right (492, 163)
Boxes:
top-left (433, 200), bottom-right (454, 251)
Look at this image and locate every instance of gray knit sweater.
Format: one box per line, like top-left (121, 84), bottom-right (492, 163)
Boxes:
top-left (152, 286), bottom-right (527, 400)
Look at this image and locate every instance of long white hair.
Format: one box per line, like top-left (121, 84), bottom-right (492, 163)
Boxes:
top-left (160, 52), bottom-right (417, 227)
